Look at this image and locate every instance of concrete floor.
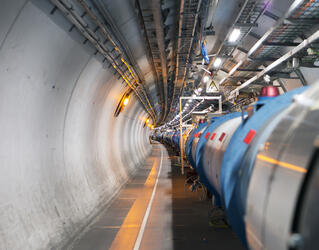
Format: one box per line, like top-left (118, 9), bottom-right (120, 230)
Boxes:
top-left (70, 144), bottom-right (244, 250)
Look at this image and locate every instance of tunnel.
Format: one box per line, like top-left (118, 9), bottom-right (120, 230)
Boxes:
top-left (1, 0), bottom-right (319, 249)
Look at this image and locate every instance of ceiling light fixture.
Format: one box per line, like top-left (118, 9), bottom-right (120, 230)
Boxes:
top-left (214, 57), bottom-right (222, 68)
top-left (228, 28), bottom-right (241, 42)
top-left (203, 75), bottom-right (210, 83)
top-left (123, 97), bottom-right (129, 106)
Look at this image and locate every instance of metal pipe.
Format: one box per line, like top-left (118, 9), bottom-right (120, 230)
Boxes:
top-left (218, 1), bottom-right (274, 85)
top-left (222, 0), bottom-right (309, 89)
top-left (229, 28), bottom-right (319, 97)
top-left (221, 0), bottom-right (311, 89)
top-left (248, 0), bottom-right (307, 57)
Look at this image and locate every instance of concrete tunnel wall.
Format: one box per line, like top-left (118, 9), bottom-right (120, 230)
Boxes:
top-left (0, 1), bottom-right (152, 249)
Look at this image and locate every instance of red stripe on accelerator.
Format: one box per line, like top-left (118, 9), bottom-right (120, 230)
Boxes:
top-left (244, 129), bottom-right (256, 144)
top-left (210, 133), bottom-right (216, 140)
top-left (204, 132), bottom-right (210, 139)
top-left (219, 132), bottom-right (226, 142)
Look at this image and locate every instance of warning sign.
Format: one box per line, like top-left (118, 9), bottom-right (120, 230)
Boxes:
top-left (206, 80), bottom-right (219, 93)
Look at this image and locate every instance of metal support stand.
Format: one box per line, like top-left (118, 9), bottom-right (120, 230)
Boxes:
top-left (179, 98), bottom-right (184, 175)
top-left (179, 95), bottom-right (222, 175)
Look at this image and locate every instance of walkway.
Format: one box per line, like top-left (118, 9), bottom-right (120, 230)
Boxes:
top-left (70, 144), bottom-right (244, 250)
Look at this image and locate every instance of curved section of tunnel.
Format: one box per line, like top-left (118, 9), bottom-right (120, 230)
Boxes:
top-left (0, 1), bottom-right (152, 249)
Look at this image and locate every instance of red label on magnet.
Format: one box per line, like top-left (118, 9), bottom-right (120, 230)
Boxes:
top-left (204, 132), bottom-right (210, 139)
top-left (210, 132), bottom-right (216, 140)
top-left (198, 133), bottom-right (202, 138)
top-left (244, 129), bottom-right (256, 144)
top-left (219, 132), bottom-right (226, 142)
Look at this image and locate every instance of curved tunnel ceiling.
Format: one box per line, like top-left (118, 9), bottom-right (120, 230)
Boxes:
top-left (32, 0), bottom-right (319, 128)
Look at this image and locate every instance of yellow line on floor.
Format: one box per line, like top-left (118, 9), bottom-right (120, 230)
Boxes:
top-left (109, 154), bottom-right (160, 250)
